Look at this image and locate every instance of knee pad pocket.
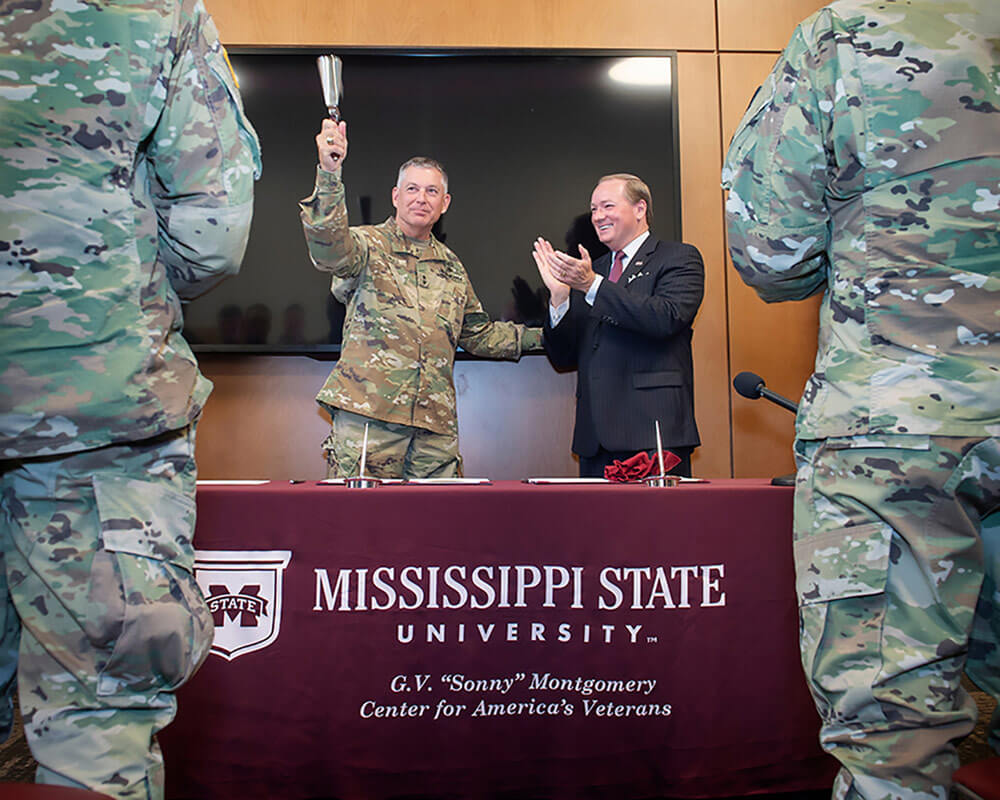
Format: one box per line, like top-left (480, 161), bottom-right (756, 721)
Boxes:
top-left (795, 522), bottom-right (892, 724)
top-left (91, 475), bottom-right (213, 699)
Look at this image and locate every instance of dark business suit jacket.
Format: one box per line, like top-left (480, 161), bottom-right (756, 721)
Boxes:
top-left (543, 235), bottom-right (704, 458)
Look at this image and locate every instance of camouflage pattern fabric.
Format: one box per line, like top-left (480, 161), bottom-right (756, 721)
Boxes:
top-left (0, 548), bottom-right (15, 741)
top-left (1, 0), bottom-right (259, 796)
top-left (722, 1), bottom-right (1000, 796)
top-left (0, 0), bottom-right (261, 459)
top-left (300, 167), bottom-right (543, 438)
top-left (722, 0), bottom-right (1000, 440)
top-left (0, 426), bottom-right (214, 799)
top-left (324, 408), bottom-right (461, 479)
top-left (794, 435), bottom-right (1000, 798)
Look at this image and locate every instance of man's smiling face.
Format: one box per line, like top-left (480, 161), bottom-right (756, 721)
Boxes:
top-left (590, 178), bottom-right (647, 252)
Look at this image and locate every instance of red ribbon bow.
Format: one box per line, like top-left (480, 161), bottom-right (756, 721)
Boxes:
top-left (603, 450), bottom-right (680, 482)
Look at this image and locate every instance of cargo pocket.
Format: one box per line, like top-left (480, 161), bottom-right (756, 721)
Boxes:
top-left (435, 292), bottom-right (463, 349)
top-left (794, 522), bottom-right (892, 724)
top-left (91, 475), bottom-right (213, 699)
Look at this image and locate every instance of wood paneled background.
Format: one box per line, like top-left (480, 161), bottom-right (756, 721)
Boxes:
top-left (196, 0), bottom-right (829, 480)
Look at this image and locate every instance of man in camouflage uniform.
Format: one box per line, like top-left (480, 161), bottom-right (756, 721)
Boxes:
top-left (0, 1), bottom-right (260, 797)
top-left (299, 119), bottom-right (542, 479)
top-left (723, 1), bottom-right (1000, 796)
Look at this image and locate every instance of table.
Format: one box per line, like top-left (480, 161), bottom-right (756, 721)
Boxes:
top-left (160, 480), bottom-right (837, 799)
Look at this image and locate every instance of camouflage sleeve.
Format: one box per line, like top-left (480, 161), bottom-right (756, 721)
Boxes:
top-left (721, 11), bottom-right (838, 303)
top-left (521, 327), bottom-right (544, 352)
top-left (298, 166), bottom-right (369, 279)
top-left (457, 272), bottom-right (540, 359)
top-left (146, 0), bottom-right (261, 301)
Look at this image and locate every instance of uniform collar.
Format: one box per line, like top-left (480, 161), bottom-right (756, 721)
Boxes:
top-left (385, 216), bottom-right (451, 262)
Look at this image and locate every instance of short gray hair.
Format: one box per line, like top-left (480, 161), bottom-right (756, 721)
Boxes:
top-left (597, 173), bottom-right (652, 227)
top-left (397, 157), bottom-right (449, 193)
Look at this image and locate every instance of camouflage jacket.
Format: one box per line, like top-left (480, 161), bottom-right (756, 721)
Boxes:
top-left (722, 0), bottom-right (1000, 439)
top-left (300, 168), bottom-right (542, 436)
top-left (0, 0), bottom-right (260, 459)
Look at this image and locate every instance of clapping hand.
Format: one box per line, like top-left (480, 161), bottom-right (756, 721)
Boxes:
top-left (532, 237), bottom-right (570, 307)
top-left (533, 237), bottom-right (596, 294)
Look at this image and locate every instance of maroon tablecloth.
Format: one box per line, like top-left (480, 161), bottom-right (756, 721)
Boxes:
top-left (161, 479), bottom-right (837, 799)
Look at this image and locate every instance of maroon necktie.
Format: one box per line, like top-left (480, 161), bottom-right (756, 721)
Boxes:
top-left (608, 250), bottom-right (625, 283)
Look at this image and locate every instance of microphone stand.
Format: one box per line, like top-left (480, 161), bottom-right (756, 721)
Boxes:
top-left (771, 472), bottom-right (796, 488)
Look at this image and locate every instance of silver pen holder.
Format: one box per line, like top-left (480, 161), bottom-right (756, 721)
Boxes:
top-left (345, 476), bottom-right (382, 489)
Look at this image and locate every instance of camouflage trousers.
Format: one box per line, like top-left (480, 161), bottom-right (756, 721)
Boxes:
top-left (0, 426), bottom-right (214, 799)
top-left (793, 434), bottom-right (1000, 800)
top-left (323, 408), bottom-right (461, 479)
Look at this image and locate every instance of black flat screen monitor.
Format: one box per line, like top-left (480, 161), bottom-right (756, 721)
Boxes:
top-left (183, 48), bottom-right (680, 355)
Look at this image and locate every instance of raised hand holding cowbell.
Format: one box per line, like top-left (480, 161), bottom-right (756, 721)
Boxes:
top-left (316, 54), bottom-right (346, 170)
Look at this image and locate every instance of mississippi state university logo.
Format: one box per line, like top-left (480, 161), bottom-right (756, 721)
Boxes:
top-left (193, 550), bottom-right (292, 661)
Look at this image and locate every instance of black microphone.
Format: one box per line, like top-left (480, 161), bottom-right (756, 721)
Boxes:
top-left (733, 371), bottom-right (799, 487)
top-left (733, 371), bottom-right (799, 413)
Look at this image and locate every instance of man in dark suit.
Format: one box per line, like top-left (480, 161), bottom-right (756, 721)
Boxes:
top-left (533, 173), bottom-right (704, 477)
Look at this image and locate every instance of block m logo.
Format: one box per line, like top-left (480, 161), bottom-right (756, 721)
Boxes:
top-left (194, 550), bottom-right (292, 661)
top-left (206, 584), bottom-right (270, 627)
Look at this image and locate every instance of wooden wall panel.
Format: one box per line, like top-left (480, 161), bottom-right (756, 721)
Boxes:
top-left (717, 0), bottom-right (829, 52)
top-left (676, 52), bottom-right (729, 478)
top-left (206, 0), bottom-right (716, 50)
top-left (194, 355), bottom-right (333, 480)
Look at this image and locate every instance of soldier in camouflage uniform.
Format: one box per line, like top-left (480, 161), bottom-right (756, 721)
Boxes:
top-left (722, 1), bottom-right (1000, 796)
top-left (299, 119), bottom-right (542, 479)
top-left (0, 1), bottom-right (260, 797)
